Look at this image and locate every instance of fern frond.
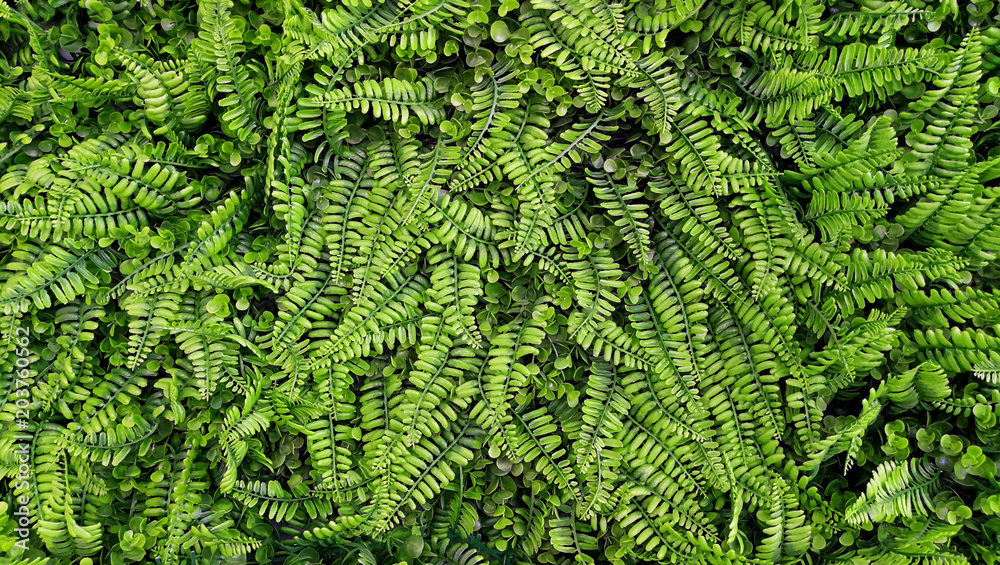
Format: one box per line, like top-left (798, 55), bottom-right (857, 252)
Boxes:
top-left (195, 0), bottom-right (264, 143)
top-left (845, 459), bottom-right (941, 524)
top-left (0, 243), bottom-right (116, 315)
top-left (302, 77), bottom-right (445, 125)
top-left (902, 30), bottom-right (981, 179)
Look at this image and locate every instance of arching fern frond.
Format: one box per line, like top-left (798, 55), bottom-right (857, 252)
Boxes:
top-left (845, 459), bottom-right (941, 524)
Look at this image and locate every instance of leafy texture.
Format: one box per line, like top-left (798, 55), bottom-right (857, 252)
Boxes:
top-left (2, 0), bottom-right (1000, 564)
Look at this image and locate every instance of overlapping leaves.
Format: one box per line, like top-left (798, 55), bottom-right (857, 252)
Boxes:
top-left (2, 0), bottom-right (1000, 564)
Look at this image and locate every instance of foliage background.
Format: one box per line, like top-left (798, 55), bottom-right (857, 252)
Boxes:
top-left (2, 0), bottom-right (1000, 564)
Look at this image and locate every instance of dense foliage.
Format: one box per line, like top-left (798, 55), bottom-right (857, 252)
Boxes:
top-left (2, 0), bottom-right (1000, 563)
